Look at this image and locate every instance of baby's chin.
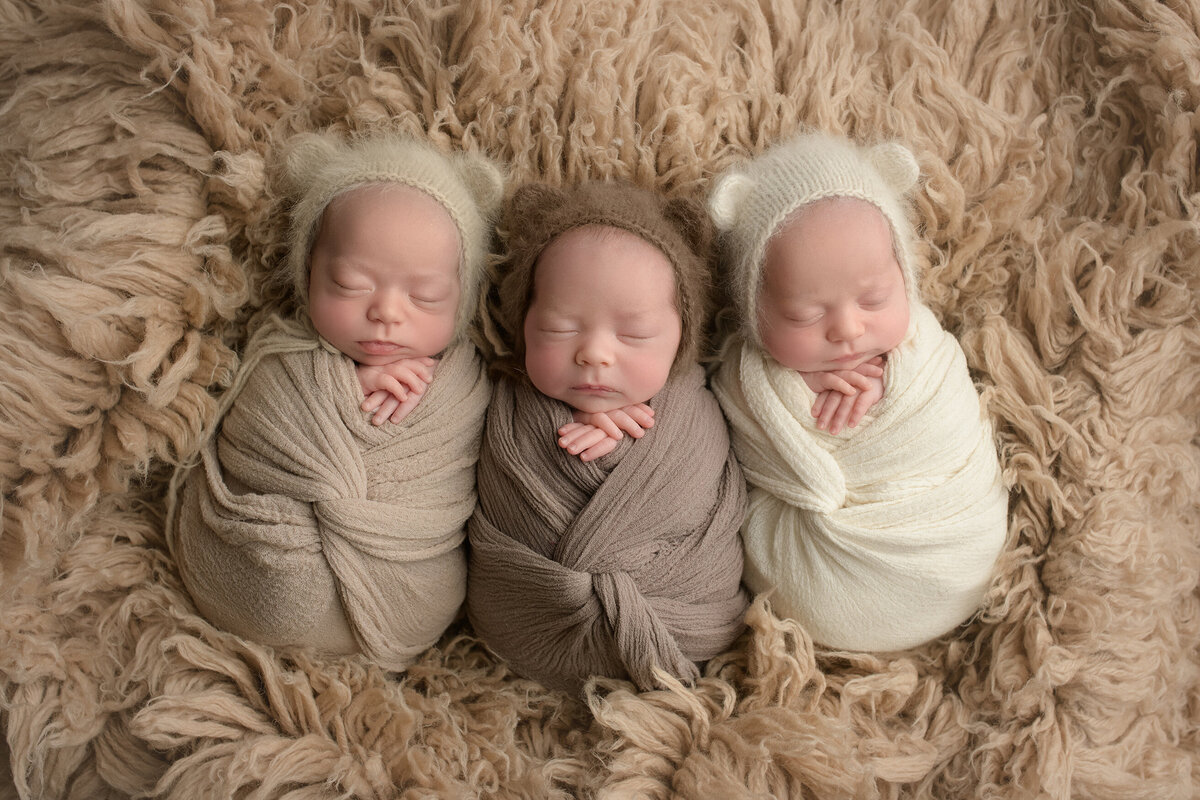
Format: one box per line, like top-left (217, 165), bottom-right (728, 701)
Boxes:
top-left (560, 392), bottom-right (657, 415)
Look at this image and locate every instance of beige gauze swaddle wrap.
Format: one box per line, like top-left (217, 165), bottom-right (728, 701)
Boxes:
top-left (712, 303), bottom-right (1008, 651)
top-left (168, 316), bottom-right (490, 670)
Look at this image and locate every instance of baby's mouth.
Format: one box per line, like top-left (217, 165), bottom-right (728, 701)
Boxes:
top-left (359, 340), bottom-right (402, 355)
top-left (572, 383), bottom-right (617, 394)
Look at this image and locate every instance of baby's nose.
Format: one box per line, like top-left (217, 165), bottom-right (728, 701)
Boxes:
top-left (575, 333), bottom-right (614, 366)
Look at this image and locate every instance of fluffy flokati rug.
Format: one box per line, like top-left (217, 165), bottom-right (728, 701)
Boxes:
top-left (2, 1), bottom-right (1198, 798)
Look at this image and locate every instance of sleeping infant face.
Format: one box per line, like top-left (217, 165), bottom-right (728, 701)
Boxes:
top-left (757, 197), bottom-right (909, 374)
top-left (307, 184), bottom-right (461, 366)
top-left (523, 225), bottom-right (682, 413)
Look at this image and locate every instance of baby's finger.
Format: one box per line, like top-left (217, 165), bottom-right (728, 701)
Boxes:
top-left (827, 374), bottom-right (859, 395)
top-left (815, 393), bottom-right (843, 431)
top-left (557, 422), bottom-right (586, 437)
top-left (560, 426), bottom-right (607, 455)
top-left (828, 391), bottom-right (857, 434)
top-left (372, 395), bottom-right (401, 426)
top-left (409, 362), bottom-right (435, 383)
top-left (557, 423), bottom-right (592, 448)
top-left (856, 362), bottom-right (885, 378)
top-left (581, 412), bottom-right (623, 440)
top-left (579, 436), bottom-right (619, 462)
top-left (845, 392), bottom-right (872, 429)
top-left (389, 394), bottom-right (422, 424)
top-left (607, 410), bottom-right (646, 438)
top-left (837, 370), bottom-right (873, 392)
top-left (377, 374), bottom-right (410, 401)
top-left (392, 368), bottom-right (426, 395)
top-left (811, 391), bottom-right (829, 419)
top-left (361, 390), bottom-right (387, 413)
top-left (626, 403), bottom-right (655, 427)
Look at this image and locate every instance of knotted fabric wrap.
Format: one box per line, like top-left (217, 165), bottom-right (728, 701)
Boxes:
top-left (712, 304), bottom-right (1008, 651)
top-left (168, 316), bottom-right (489, 670)
top-left (467, 365), bottom-right (750, 696)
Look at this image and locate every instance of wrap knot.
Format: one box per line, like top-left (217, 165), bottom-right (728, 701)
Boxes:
top-left (592, 570), bottom-right (700, 689)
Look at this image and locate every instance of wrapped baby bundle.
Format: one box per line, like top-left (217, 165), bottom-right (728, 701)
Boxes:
top-left (170, 319), bottom-right (489, 668)
top-left (468, 182), bottom-right (749, 695)
top-left (709, 133), bottom-right (1008, 652)
top-left (167, 131), bottom-right (502, 669)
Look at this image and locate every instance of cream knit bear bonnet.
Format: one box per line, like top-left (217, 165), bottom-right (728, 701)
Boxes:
top-left (708, 131), bottom-right (922, 346)
top-left (282, 131), bottom-right (504, 342)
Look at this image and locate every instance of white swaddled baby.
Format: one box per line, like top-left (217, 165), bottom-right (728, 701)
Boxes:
top-left (709, 132), bottom-right (1008, 651)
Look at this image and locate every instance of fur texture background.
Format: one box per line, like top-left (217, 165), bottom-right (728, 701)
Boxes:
top-left (1, 0), bottom-right (1198, 797)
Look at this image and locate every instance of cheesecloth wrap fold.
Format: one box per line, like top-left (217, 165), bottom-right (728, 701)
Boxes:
top-left (168, 316), bottom-right (489, 670)
top-left (712, 304), bottom-right (1008, 651)
top-left (467, 366), bottom-right (750, 696)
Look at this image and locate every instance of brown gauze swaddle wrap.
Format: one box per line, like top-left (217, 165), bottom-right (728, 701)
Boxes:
top-left (469, 368), bottom-right (747, 696)
top-left (170, 317), bottom-right (489, 670)
top-left (468, 181), bottom-right (749, 696)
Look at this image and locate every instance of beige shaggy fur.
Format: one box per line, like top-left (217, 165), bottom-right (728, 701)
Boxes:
top-left (1, 1), bottom-right (1198, 798)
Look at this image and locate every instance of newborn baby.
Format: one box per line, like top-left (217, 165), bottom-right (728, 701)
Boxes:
top-left (468, 181), bottom-right (749, 696)
top-left (168, 131), bottom-right (502, 669)
top-left (710, 132), bottom-right (1009, 651)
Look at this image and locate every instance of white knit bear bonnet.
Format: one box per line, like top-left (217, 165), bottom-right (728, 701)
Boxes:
top-left (282, 130), bottom-right (504, 341)
top-left (708, 131), bottom-right (921, 347)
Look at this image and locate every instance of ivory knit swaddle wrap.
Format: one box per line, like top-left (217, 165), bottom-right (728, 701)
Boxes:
top-left (467, 366), bottom-right (749, 696)
top-left (168, 317), bottom-right (489, 669)
top-left (712, 304), bottom-right (1008, 651)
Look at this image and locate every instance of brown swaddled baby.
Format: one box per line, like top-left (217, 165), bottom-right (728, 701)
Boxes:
top-left (468, 181), bottom-right (749, 696)
top-left (167, 131), bottom-right (502, 670)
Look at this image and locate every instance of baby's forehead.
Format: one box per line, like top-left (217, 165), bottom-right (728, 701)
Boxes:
top-left (528, 224), bottom-right (679, 308)
top-left (536, 224), bottom-right (675, 277)
top-left (545, 223), bottom-right (662, 253)
top-left (779, 195), bottom-right (890, 234)
top-left (324, 182), bottom-right (451, 220)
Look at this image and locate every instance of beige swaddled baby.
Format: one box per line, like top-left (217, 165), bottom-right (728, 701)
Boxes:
top-left (709, 132), bottom-right (1008, 651)
top-left (167, 132), bottom-right (503, 669)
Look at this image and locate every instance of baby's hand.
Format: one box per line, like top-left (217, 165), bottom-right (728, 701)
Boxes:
top-left (356, 357), bottom-right (438, 425)
top-left (556, 403), bottom-right (655, 462)
top-left (802, 357), bottom-right (886, 435)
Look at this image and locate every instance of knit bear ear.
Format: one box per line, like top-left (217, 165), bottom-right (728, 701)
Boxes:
top-left (279, 131), bottom-right (341, 196)
top-left (707, 171), bottom-right (755, 232)
top-left (502, 182), bottom-right (566, 231)
top-left (662, 195), bottom-right (714, 255)
top-left (456, 151), bottom-right (505, 219)
top-left (867, 142), bottom-right (920, 194)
